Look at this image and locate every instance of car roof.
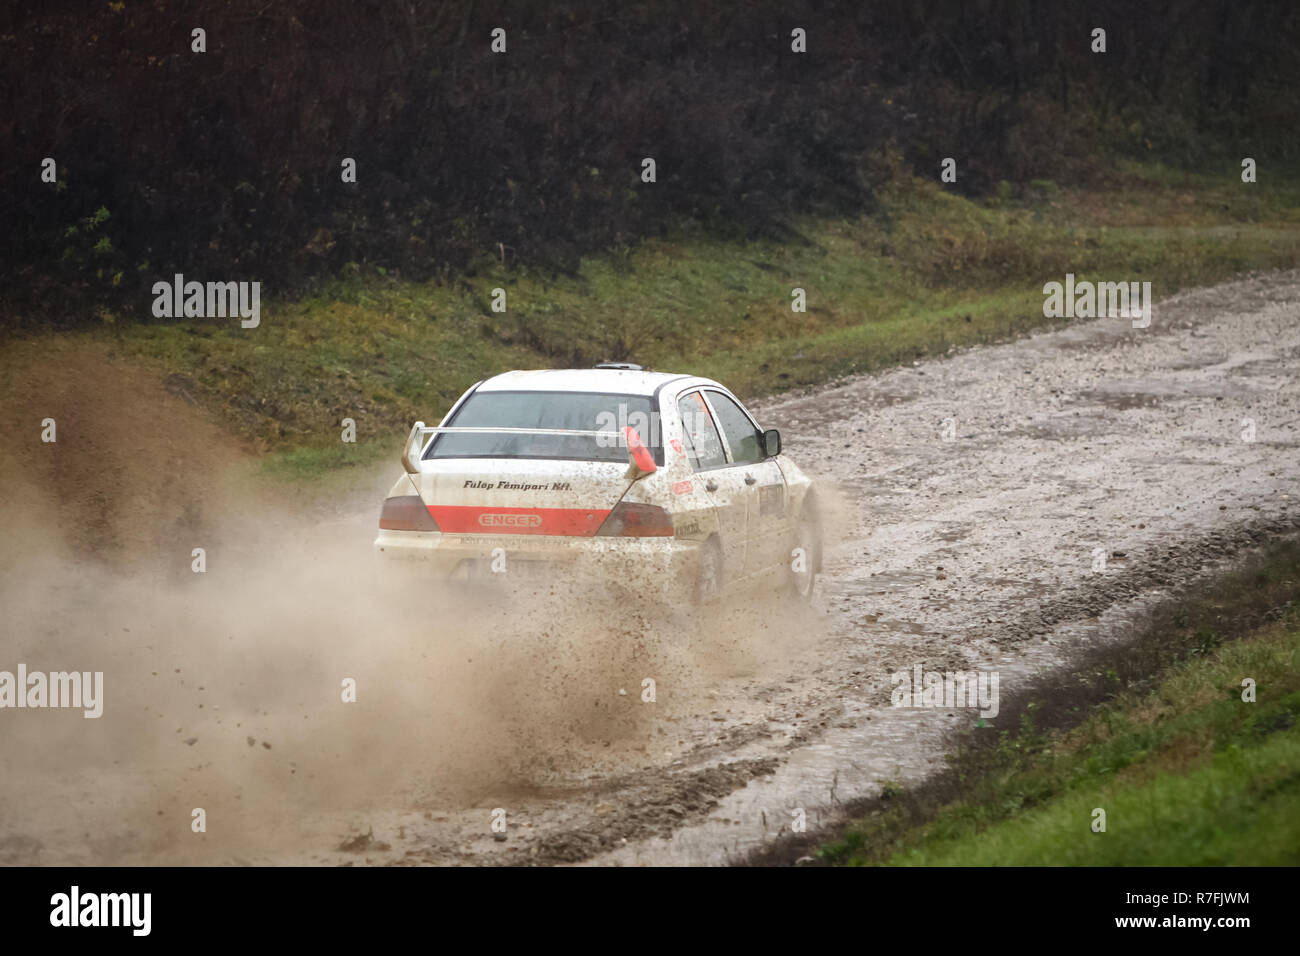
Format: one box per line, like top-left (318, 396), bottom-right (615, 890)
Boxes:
top-left (476, 368), bottom-right (711, 396)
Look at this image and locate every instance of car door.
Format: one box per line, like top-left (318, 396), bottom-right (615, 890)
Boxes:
top-left (677, 390), bottom-right (748, 580)
top-left (701, 389), bottom-right (788, 575)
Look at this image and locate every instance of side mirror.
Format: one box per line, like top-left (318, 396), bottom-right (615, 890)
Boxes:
top-left (762, 428), bottom-right (781, 457)
top-left (401, 421), bottom-right (426, 474)
top-left (624, 425), bottom-right (657, 480)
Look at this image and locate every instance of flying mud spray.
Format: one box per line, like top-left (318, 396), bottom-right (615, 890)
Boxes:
top-left (0, 343), bottom-right (845, 864)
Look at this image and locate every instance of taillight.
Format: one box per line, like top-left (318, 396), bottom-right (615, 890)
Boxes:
top-left (596, 501), bottom-right (674, 537)
top-left (379, 495), bottom-right (440, 532)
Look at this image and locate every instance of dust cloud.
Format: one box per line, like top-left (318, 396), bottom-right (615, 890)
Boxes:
top-left (0, 342), bottom-right (826, 864)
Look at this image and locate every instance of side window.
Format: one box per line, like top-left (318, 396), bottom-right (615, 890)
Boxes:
top-left (677, 392), bottom-right (726, 471)
top-left (706, 392), bottom-right (763, 465)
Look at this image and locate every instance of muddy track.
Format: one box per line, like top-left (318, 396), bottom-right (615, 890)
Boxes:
top-left (325, 268), bottom-right (1300, 866)
top-left (2, 270), bottom-right (1297, 866)
top-left (508, 269), bottom-right (1300, 866)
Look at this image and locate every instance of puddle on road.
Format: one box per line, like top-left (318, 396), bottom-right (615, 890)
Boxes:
top-left (1006, 417), bottom-right (1120, 440)
top-left (1074, 389), bottom-right (1167, 410)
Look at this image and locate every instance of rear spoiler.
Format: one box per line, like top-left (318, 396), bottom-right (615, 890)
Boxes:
top-left (401, 422), bottom-right (624, 474)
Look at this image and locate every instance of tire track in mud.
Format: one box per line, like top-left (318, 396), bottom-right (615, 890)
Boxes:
top-left (399, 757), bottom-right (783, 866)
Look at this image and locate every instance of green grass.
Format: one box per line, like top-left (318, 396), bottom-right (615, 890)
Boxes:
top-left (819, 544), bottom-right (1300, 867)
top-left (881, 649), bottom-right (1300, 866)
top-left (255, 437), bottom-right (393, 481)
top-left (10, 160), bottom-right (1300, 478)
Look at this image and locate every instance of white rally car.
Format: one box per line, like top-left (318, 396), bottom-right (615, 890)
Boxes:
top-left (373, 364), bottom-right (822, 604)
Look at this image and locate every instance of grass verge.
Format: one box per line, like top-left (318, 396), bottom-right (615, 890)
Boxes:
top-left (808, 539), bottom-right (1300, 866)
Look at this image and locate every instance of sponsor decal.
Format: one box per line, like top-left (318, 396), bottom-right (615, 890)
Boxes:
top-left (462, 479), bottom-right (553, 491)
top-left (672, 480), bottom-right (694, 495)
top-left (429, 505), bottom-right (611, 535)
top-left (758, 483), bottom-right (786, 516)
top-left (478, 513), bottom-right (542, 528)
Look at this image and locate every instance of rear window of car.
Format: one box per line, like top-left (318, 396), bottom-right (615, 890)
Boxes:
top-left (423, 390), bottom-right (661, 463)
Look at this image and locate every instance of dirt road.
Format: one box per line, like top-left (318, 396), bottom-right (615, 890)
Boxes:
top-left (1, 270), bottom-right (1297, 866)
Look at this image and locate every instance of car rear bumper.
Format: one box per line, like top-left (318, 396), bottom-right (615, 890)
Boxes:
top-left (373, 529), bottom-right (702, 599)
